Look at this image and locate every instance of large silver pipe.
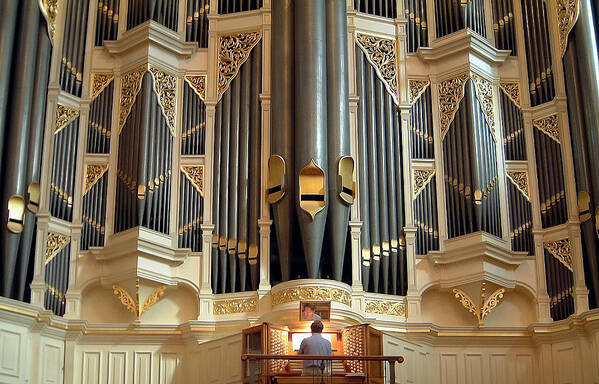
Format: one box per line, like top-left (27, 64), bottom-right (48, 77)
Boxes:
top-left (137, 73), bottom-right (153, 226)
top-left (294, 0), bottom-right (328, 278)
top-left (385, 91), bottom-right (398, 294)
top-left (326, 0), bottom-right (351, 281)
top-left (237, 56), bottom-right (251, 291)
top-left (0, 0), bottom-right (19, 166)
top-left (375, 79), bottom-right (390, 292)
top-left (212, 101), bottom-right (222, 292)
top-left (218, 86), bottom-right (231, 292)
top-left (227, 73), bottom-right (241, 292)
top-left (248, 41), bottom-right (261, 290)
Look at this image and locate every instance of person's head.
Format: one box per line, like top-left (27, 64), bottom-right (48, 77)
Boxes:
top-left (304, 303), bottom-right (316, 318)
top-left (310, 320), bottom-right (324, 333)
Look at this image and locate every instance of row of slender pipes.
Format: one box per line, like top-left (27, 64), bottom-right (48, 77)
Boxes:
top-left (507, 180), bottom-right (533, 253)
top-left (59, 0), bottom-right (89, 97)
top-left (410, 86), bottom-right (434, 159)
top-left (404, 0), bottom-right (429, 52)
top-left (181, 83), bottom-right (206, 155)
top-left (81, 175), bottom-right (108, 250)
top-left (435, 0), bottom-right (486, 38)
top-left (544, 250), bottom-right (574, 321)
top-left (178, 172), bottom-right (204, 251)
top-left (491, 0), bottom-right (517, 55)
top-left (218, 0), bottom-right (262, 14)
top-left (95, 0), bottom-right (120, 45)
top-left (354, 0), bottom-right (397, 18)
top-left (44, 244), bottom-right (70, 316)
top-left (185, 0), bottom-right (210, 47)
top-left (127, 0), bottom-right (179, 31)
top-left (50, 119), bottom-right (79, 222)
top-left (87, 82), bottom-right (113, 154)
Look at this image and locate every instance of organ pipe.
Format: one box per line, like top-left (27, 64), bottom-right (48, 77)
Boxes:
top-left (95, 0), bottom-right (119, 46)
top-left (404, 0), bottom-right (429, 53)
top-left (491, 0), bottom-right (517, 55)
top-left (435, 0), bottom-right (486, 38)
top-left (60, 0), bottom-right (89, 97)
top-left (218, 0), bottom-right (262, 14)
top-left (186, 0), bottom-right (210, 48)
top-left (127, 0), bottom-right (179, 31)
top-left (354, 0), bottom-right (397, 18)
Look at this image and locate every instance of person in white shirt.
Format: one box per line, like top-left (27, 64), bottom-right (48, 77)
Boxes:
top-left (298, 320), bottom-right (332, 376)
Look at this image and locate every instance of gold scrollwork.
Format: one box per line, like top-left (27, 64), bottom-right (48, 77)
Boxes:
top-left (272, 286), bottom-right (351, 307)
top-left (413, 169), bottom-right (435, 199)
top-left (533, 114), bottom-right (560, 144)
top-left (218, 31), bottom-right (262, 99)
top-left (499, 81), bottom-right (521, 108)
top-left (506, 171), bottom-right (530, 201)
top-left (181, 165), bottom-right (204, 196)
top-left (112, 279), bottom-right (167, 320)
top-left (149, 66), bottom-right (177, 137)
top-left (364, 299), bottom-right (407, 317)
top-left (471, 73), bottom-right (496, 137)
top-left (45, 232), bottom-right (70, 264)
top-left (39, 0), bottom-right (58, 42)
top-left (119, 65), bottom-right (147, 134)
top-left (184, 74), bottom-right (207, 101)
top-left (409, 79), bottom-right (430, 105)
top-left (438, 73), bottom-right (469, 140)
top-left (544, 239), bottom-right (573, 271)
top-left (90, 72), bottom-right (114, 100)
top-left (356, 33), bottom-right (398, 104)
top-left (556, 0), bottom-right (580, 57)
top-left (452, 284), bottom-right (505, 324)
top-left (55, 104), bottom-right (79, 134)
top-left (213, 298), bottom-right (257, 315)
top-left (83, 163), bottom-right (109, 196)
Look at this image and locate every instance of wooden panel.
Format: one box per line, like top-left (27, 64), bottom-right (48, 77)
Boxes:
top-left (464, 354), bottom-right (483, 384)
top-left (108, 352), bottom-right (126, 384)
top-left (440, 353), bottom-right (458, 384)
top-left (134, 352), bottom-right (152, 384)
top-left (82, 352), bottom-right (101, 384)
top-left (490, 354), bottom-right (507, 384)
top-left (404, 347), bottom-right (415, 384)
top-left (160, 353), bottom-right (178, 384)
top-left (42, 343), bottom-right (62, 384)
top-left (515, 354), bottom-right (534, 384)
top-left (0, 329), bottom-right (21, 377)
top-left (555, 346), bottom-right (576, 384)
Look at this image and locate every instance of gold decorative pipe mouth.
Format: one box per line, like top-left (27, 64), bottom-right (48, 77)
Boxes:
top-left (299, 159), bottom-right (326, 221)
top-left (7, 195), bottom-right (26, 233)
top-left (267, 155), bottom-right (286, 204)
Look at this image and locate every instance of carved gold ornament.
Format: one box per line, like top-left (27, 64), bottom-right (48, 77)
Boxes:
top-left (90, 72), bottom-right (114, 100)
top-left (413, 168), bottom-right (435, 199)
top-left (83, 163), bottom-right (109, 196)
top-left (556, 0), bottom-right (580, 57)
top-left (533, 114), bottom-right (560, 144)
top-left (271, 286), bottom-right (351, 307)
top-left (471, 73), bottom-right (496, 137)
top-left (112, 279), bottom-right (167, 320)
top-left (184, 74), bottom-right (207, 101)
top-left (438, 73), bottom-right (469, 139)
top-left (118, 65), bottom-right (147, 134)
top-left (364, 299), bottom-right (407, 317)
top-left (39, 0), bottom-right (58, 42)
top-left (409, 79), bottom-right (430, 105)
top-left (149, 66), bottom-right (177, 136)
top-left (213, 297), bottom-right (257, 315)
top-left (181, 165), bottom-right (204, 196)
top-left (356, 33), bottom-right (398, 105)
top-left (499, 81), bottom-right (521, 108)
top-left (452, 283), bottom-right (505, 324)
top-left (544, 239), bottom-right (573, 271)
top-left (506, 171), bottom-right (530, 201)
top-left (218, 31), bottom-right (262, 99)
top-left (55, 104), bottom-right (79, 134)
top-left (45, 232), bottom-right (70, 264)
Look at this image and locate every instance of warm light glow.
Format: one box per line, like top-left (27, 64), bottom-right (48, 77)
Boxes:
top-left (292, 332), bottom-right (335, 351)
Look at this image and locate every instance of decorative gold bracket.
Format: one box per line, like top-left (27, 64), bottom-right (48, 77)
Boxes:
top-left (356, 33), bottom-right (399, 105)
top-left (55, 104), bottom-right (79, 134)
top-left (499, 81), bottom-right (521, 108)
top-left (471, 72), bottom-right (496, 138)
top-left (452, 283), bottom-right (505, 324)
top-left (218, 31), bottom-right (262, 99)
top-left (118, 65), bottom-right (147, 134)
top-left (544, 239), bottom-right (573, 271)
top-left (409, 79), bottom-right (430, 105)
top-left (90, 72), bottom-right (114, 100)
top-left (557, 0), bottom-right (580, 57)
top-left (364, 299), bottom-right (407, 317)
top-left (149, 65), bottom-right (177, 137)
top-left (413, 169), bottom-right (435, 199)
top-left (112, 279), bottom-right (167, 321)
top-left (39, 0), bottom-right (58, 42)
top-left (533, 114), bottom-right (560, 144)
top-left (438, 73), bottom-right (469, 140)
top-left (181, 165), bottom-right (204, 196)
top-left (213, 298), bottom-right (257, 315)
top-left (506, 170), bottom-right (530, 201)
top-left (83, 163), bottom-right (109, 196)
top-left (184, 74), bottom-right (207, 101)
top-left (46, 232), bottom-right (71, 265)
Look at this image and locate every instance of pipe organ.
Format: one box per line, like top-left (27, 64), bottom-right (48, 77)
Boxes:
top-left (0, 0), bottom-right (597, 331)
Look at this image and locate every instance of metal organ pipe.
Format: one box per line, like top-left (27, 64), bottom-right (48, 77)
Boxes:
top-left (248, 42), bottom-right (261, 290)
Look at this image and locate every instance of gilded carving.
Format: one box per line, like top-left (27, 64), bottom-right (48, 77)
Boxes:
top-left (438, 73), bottom-right (469, 139)
top-left (149, 66), bottom-right (177, 136)
top-left (112, 279), bottom-right (167, 320)
top-left (213, 298), bottom-right (257, 315)
top-left (409, 79), bottom-right (430, 105)
top-left (556, 0), bottom-right (580, 57)
top-left (181, 165), bottom-right (204, 196)
top-left (544, 239), bottom-right (573, 271)
top-left (506, 171), bottom-right (530, 201)
top-left (55, 104), bottom-right (79, 134)
top-left (40, 0), bottom-right (58, 41)
top-left (83, 163), bottom-right (109, 196)
top-left (218, 31), bottom-right (262, 99)
top-left (364, 299), bottom-right (407, 317)
top-left (271, 286), bottom-right (351, 307)
top-left (533, 114), bottom-right (560, 144)
top-left (413, 169), bottom-right (435, 199)
top-left (118, 65), bottom-right (147, 134)
top-left (90, 72), bottom-right (114, 100)
top-left (356, 33), bottom-right (398, 104)
top-left (471, 73), bottom-right (496, 137)
top-left (45, 232), bottom-right (70, 264)
top-left (453, 284), bottom-right (505, 324)
top-left (499, 81), bottom-right (521, 108)
top-left (184, 74), bottom-right (207, 101)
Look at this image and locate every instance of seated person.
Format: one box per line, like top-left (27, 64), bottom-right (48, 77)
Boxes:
top-left (298, 320), bottom-right (332, 376)
top-left (303, 302), bottom-right (322, 321)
